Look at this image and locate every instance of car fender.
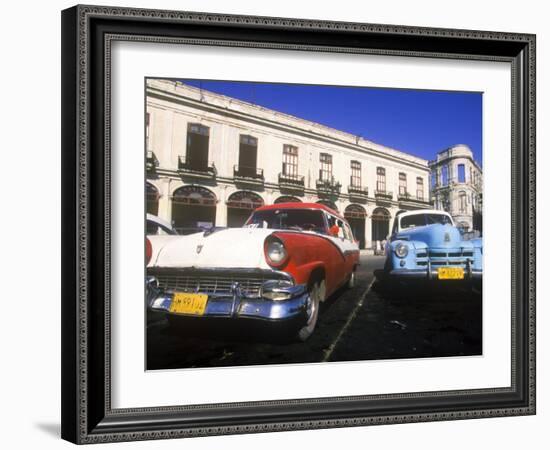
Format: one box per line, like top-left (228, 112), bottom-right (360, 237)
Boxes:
top-left (287, 261), bottom-right (326, 287)
top-left (386, 239), bottom-right (426, 270)
top-left (274, 231), bottom-right (352, 296)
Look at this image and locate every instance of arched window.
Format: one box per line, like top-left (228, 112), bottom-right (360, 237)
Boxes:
top-left (344, 204), bottom-right (367, 219)
top-left (458, 191), bottom-right (467, 213)
top-left (274, 195), bottom-right (302, 204)
top-left (345, 204), bottom-right (367, 249)
top-left (146, 182), bottom-right (159, 216)
top-left (226, 191), bottom-right (264, 210)
top-left (171, 185), bottom-right (217, 234)
top-left (371, 207), bottom-right (391, 242)
top-left (227, 191), bottom-right (265, 227)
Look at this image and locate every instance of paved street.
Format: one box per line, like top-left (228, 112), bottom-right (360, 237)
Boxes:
top-left (146, 255), bottom-right (482, 370)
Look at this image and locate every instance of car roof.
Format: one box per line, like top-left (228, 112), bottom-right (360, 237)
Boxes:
top-left (396, 209), bottom-right (454, 227)
top-left (397, 209), bottom-right (452, 219)
top-left (255, 202), bottom-right (345, 220)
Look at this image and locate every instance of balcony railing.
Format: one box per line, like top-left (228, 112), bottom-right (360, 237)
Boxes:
top-left (233, 165), bottom-right (264, 186)
top-left (374, 190), bottom-right (393, 201)
top-left (278, 173), bottom-right (305, 192)
top-left (348, 185), bottom-right (368, 200)
top-left (177, 155), bottom-right (217, 180)
top-left (398, 192), bottom-right (432, 206)
top-left (316, 178), bottom-right (342, 199)
top-left (146, 151), bottom-right (158, 172)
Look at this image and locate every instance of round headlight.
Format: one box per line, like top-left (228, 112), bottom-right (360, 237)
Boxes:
top-left (267, 241), bottom-right (286, 263)
top-left (265, 239), bottom-right (288, 266)
top-left (394, 242), bottom-right (409, 258)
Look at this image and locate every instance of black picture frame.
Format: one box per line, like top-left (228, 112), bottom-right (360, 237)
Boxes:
top-left (61, 4), bottom-right (536, 444)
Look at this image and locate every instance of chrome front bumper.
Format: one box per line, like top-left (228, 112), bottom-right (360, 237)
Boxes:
top-left (389, 268), bottom-right (482, 280)
top-left (147, 280), bottom-right (310, 322)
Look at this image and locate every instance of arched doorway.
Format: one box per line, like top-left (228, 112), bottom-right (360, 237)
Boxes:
top-left (227, 191), bottom-right (264, 227)
top-left (316, 200), bottom-right (338, 212)
top-left (274, 195), bottom-right (302, 204)
top-left (344, 204), bottom-right (367, 249)
top-left (146, 182), bottom-right (159, 216)
top-left (371, 207), bottom-right (391, 243)
top-left (171, 185), bottom-right (217, 234)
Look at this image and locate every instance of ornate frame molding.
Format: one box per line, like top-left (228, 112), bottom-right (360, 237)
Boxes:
top-left (61, 5), bottom-right (536, 444)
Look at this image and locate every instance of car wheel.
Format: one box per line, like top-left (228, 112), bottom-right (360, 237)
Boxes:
top-left (297, 279), bottom-right (324, 342)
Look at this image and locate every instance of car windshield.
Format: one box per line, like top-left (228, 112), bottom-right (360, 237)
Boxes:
top-left (146, 220), bottom-right (177, 235)
top-left (246, 208), bottom-right (327, 233)
top-left (400, 213), bottom-right (453, 229)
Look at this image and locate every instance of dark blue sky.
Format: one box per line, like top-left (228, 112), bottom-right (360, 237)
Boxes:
top-left (180, 79), bottom-right (482, 164)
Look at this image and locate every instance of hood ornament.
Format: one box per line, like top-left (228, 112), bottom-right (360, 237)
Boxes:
top-left (444, 232), bottom-right (451, 242)
top-left (196, 244), bottom-right (203, 254)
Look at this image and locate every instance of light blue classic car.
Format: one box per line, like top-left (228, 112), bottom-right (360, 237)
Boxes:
top-left (383, 209), bottom-right (482, 281)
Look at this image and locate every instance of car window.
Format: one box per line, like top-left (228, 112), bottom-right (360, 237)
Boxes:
top-left (246, 209), bottom-right (327, 234)
top-left (336, 219), bottom-right (345, 239)
top-left (344, 223), bottom-right (354, 242)
top-left (400, 213), bottom-right (453, 230)
top-left (425, 214), bottom-right (453, 225)
top-left (147, 220), bottom-right (176, 235)
top-left (400, 215), bottom-right (426, 229)
top-left (391, 219), bottom-right (398, 235)
top-left (146, 221), bottom-right (160, 235)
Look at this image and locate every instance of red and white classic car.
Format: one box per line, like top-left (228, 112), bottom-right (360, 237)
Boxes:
top-left (146, 203), bottom-right (360, 340)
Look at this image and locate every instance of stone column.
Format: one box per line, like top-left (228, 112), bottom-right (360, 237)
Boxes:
top-left (157, 178), bottom-right (172, 225)
top-left (365, 214), bottom-right (373, 250)
top-left (216, 185), bottom-right (228, 227)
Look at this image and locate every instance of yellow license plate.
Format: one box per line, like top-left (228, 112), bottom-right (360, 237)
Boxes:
top-left (437, 267), bottom-right (465, 280)
top-left (169, 293), bottom-right (208, 315)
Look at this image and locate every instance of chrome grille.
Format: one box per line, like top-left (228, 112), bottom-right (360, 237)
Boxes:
top-left (147, 268), bottom-right (287, 297)
top-left (416, 248), bottom-right (474, 267)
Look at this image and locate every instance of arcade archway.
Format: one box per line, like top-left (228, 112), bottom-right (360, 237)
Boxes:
top-left (371, 207), bottom-right (391, 242)
top-left (274, 195), bottom-right (302, 204)
top-left (344, 204), bottom-right (367, 249)
top-left (171, 185), bottom-right (216, 234)
top-left (227, 191), bottom-right (264, 227)
top-left (146, 182), bottom-right (159, 216)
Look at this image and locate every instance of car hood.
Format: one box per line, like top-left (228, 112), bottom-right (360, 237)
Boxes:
top-left (149, 227), bottom-right (275, 269)
top-left (396, 223), bottom-right (469, 248)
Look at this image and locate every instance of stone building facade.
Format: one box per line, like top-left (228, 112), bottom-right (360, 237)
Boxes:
top-left (145, 79), bottom-right (432, 249)
top-left (429, 145), bottom-right (483, 233)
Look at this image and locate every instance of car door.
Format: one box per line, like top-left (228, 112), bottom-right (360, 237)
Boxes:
top-left (325, 213), bottom-right (357, 289)
top-left (340, 221), bottom-right (360, 275)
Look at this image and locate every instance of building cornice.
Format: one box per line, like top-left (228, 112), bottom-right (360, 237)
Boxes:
top-left (146, 82), bottom-right (430, 172)
top-left (429, 153), bottom-right (483, 174)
